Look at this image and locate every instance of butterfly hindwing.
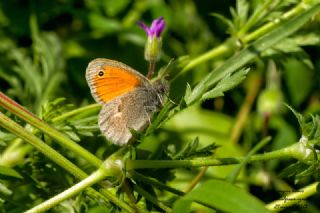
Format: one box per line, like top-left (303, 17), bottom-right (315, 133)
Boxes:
top-left (98, 89), bottom-right (155, 145)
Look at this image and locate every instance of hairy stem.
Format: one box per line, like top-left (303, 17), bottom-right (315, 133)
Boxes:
top-left (25, 169), bottom-right (107, 213)
top-left (181, 1), bottom-right (316, 75)
top-left (0, 92), bottom-right (102, 167)
top-left (0, 112), bottom-right (133, 212)
top-left (126, 140), bottom-right (314, 170)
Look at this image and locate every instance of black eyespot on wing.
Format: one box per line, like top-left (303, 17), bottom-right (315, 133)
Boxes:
top-left (98, 71), bottom-right (104, 77)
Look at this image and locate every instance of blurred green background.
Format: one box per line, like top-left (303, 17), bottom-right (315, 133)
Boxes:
top-left (1, 0), bottom-right (320, 212)
top-left (0, 0), bottom-right (233, 105)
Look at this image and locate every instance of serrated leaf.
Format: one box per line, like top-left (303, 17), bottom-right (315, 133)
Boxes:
top-left (236, 0), bottom-right (249, 25)
top-left (187, 4), bottom-right (320, 105)
top-left (145, 101), bottom-right (174, 136)
top-left (65, 131), bottom-right (81, 142)
top-left (210, 13), bottom-right (235, 31)
top-left (172, 179), bottom-right (270, 213)
top-left (202, 68), bottom-right (249, 100)
top-left (285, 105), bottom-right (320, 141)
top-left (279, 162), bottom-right (308, 178)
top-left (168, 136), bottom-right (219, 160)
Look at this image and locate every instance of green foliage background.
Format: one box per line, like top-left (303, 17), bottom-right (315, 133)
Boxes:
top-left (0, 0), bottom-right (320, 212)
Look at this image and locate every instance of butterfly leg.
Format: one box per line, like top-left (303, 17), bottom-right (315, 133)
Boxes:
top-left (143, 105), bottom-right (158, 124)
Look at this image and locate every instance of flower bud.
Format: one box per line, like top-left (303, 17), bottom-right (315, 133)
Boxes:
top-left (145, 35), bottom-right (162, 62)
top-left (138, 17), bottom-right (166, 63)
top-left (257, 88), bottom-right (283, 116)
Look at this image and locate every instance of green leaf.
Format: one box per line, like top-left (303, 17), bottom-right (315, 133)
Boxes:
top-left (285, 104), bottom-right (320, 141)
top-left (89, 13), bottom-right (121, 34)
top-left (186, 4), bottom-right (320, 105)
top-left (236, 0), bottom-right (249, 26)
top-left (169, 137), bottom-right (219, 160)
top-left (104, 0), bottom-right (130, 16)
top-left (227, 137), bottom-right (271, 183)
top-left (279, 162), bottom-right (308, 178)
top-left (284, 58), bottom-right (314, 106)
top-left (201, 68), bottom-right (249, 100)
top-left (184, 83), bottom-right (192, 103)
top-left (172, 179), bottom-right (270, 213)
top-left (210, 13), bottom-right (235, 32)
top-left (0, 165), bottom-right (23, 179)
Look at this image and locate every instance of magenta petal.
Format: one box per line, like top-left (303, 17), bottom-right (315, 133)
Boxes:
top-left (138, 17), bottom-right (165, 38)
top-left (138, 21), bottom-right (151, 36)
top-left (150, 17), bottom-right (163, 30)
top-left (155, 21), bottom-right (165, 37)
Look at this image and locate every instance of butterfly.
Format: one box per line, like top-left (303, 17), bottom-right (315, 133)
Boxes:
top-left (86, 58), bottom-right (169, 145)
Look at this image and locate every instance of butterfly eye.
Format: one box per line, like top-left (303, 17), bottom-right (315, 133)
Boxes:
top-left (98, 70), bottom-right (104, 77)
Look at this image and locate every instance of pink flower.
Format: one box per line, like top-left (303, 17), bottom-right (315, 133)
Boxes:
top-left (138, 17), bottom-right (166, 38)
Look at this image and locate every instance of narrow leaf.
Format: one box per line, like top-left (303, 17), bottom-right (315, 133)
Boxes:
top-left (172, 179), bottom-right (270, 213)
top-left (186, 4), bottom-right (320, 105)
top-left (202, 68), bottom-right (249, 100)
top-left (0, 165), bottom-right (23, 179)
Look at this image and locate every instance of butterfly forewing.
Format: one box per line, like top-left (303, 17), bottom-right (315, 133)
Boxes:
top-left (86, 58), bottom-right (148, 104)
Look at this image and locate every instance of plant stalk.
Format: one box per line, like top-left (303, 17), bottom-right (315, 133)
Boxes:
top-left (0, 92), bottom-right (102, 168)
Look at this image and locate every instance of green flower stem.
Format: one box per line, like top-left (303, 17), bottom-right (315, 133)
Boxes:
top-left (0, 104), bottom-right (100, 167)
top-left (134, 184), bottom-right (172, 212)
top-left (128, 170), bottom-right (184, 196)
top-left (181, 42), bottom-right (232, 73)
top-left (126, 141), bottom-right (314, 170)
top-left (25, 168), bottom-right (108, 213)
top-left (227, 136), bottom-right (272, 183)
top-left (238, 0), bottom-right (274, 37)
top-left (265, 182), bottom-right (319, 212)
top-left (0, 111), bottom-right (134, 212)
top-left (242, 1), bottom-right (309, 43)
top-left (0, 92), bottom-right (102, 168)
top-left (181, 1), bottom-right (316, 74)
top-left (27, 151), bottom-right (131, 213)
top-left (186, 3), bottom-right (320, 105)
top-left (0, 112), bottom-right (88, 177)
top-left (51, 104), bottom-right (100, 123)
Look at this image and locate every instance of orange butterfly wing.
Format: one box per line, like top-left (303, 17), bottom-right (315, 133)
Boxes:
top-left (86, 59), bottom-right (146, 104)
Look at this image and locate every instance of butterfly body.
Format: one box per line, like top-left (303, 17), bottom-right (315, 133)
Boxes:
top-left (86, 58), bottom-right (168, 145)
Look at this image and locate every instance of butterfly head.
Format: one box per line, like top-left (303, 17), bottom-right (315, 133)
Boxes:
top-left (152, 78), bottom-right (169, 105)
